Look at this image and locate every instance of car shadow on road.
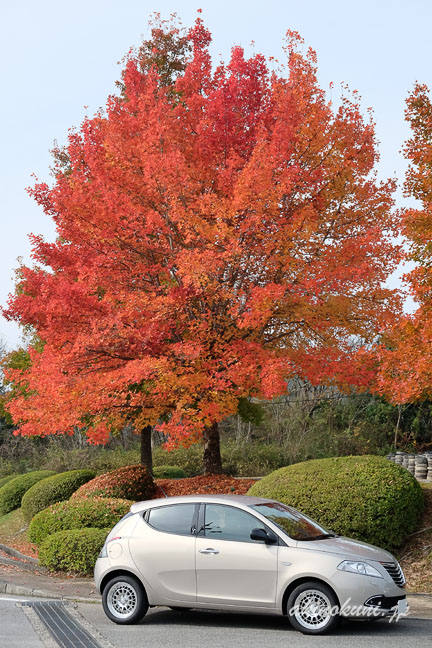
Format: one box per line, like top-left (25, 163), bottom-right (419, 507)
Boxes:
top-left (139, 607), bottom-right (428, 636)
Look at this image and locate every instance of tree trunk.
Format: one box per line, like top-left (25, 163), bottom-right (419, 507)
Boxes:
top-left (394, 404), bottom-right (402, 450)
top-left (203, 422), bottom-right (223, 475)
top-left (140, 425), bottom-right (153, 473)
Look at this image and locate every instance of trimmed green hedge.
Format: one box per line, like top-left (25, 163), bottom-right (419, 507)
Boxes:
top-left (29, 497), bottom-right (132, 546)
top-left (71, 465), bottom-right (155, 501)
top-left (248, 455), bottom-right (424, 550)
top-left (21, 470), bottom-right (96, 522)
top-left (152, 465), bottom-right (186, 479)
top-left (0, 474), bottom-right (18, 490)
top-left (39, 528), bottom-right (109, 574)
top-left (0, 471), bottom-right (56, 516)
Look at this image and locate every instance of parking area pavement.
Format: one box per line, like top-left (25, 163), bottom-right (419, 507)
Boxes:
top-left (1, 592), bottom-right (432, 648)
top-left (75, 603), bottom-right (432, 648)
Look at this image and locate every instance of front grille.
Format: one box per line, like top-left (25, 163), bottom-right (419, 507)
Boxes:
top-left (380, 561), bottom-right (406, 587)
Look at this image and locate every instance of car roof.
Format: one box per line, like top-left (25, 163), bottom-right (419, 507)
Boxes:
top-left (130, 493), bottom-right (272, 514)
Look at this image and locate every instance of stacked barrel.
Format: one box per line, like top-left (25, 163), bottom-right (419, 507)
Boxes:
top-left (415, 455), bottom-right (428, 480)
top-left (386, 451), bottom-right (432, 481)
top-left (427, 452), bottom-right (432, 482)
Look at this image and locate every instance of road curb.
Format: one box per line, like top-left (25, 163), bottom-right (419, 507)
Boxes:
top-left (406, 593), bottom-right (432, 620)
top-left (0, 543), bottom-right (39, 564)
top-left (0, 541), bottom-right (48, 574)
top-left (0, 554), bottom-right (48, 574)
top-left (0, 579), bottom-right (100, 604)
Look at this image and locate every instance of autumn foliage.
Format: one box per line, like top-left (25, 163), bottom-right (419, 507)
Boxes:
top-left (154, 475), bottom-right (257, 498)
top-left (3, 17), bottom-right (401, 448)
top-left (377, 84), bottom-right (432, 402)
top-left (71, 465), bottom-right (155, 500)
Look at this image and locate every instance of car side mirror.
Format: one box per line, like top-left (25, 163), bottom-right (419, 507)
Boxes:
top-left (250, 528), bottom-right (278, 544)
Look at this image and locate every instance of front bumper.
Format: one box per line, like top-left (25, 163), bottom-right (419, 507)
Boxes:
top-left (359, 594), bottom-right (407, 619)
top-left (330, 567), bottom-right (407, 619)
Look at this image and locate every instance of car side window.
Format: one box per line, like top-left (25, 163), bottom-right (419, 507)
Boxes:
top-left (147, 504), bottom-right (197, 536)
top-left (203, 504), bottom-right (268, 543)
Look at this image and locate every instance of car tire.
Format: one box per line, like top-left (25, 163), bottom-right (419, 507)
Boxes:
top-left (168, 607), bottom-right (193, 612)
top-left (286, 581), bottom-right (340, 635)
top-left (102, 575), bottom-right (148, 624)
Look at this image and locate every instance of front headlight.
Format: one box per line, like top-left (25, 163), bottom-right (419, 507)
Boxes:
top-left (337, 560), bottom-right (383, 578)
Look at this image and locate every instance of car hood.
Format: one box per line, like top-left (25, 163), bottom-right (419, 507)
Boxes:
top-left (295, 535), bottom-right (395, 562)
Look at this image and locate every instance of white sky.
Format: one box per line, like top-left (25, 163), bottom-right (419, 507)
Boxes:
top-left (1, 0), bottom-right (430, 349)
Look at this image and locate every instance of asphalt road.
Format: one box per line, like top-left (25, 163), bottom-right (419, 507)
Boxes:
top-left (0, 598), bottom-right (45, 648)
top-left (1, 595), bottom-right (432, 648)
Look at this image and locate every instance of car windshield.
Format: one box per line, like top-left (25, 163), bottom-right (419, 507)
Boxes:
top-left (250, 502), bottom-right (334, 541)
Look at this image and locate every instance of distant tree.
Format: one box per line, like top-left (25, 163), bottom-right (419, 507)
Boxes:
top-left (4, 16), bottom-right (401, 474)
top-left (377, 84), bottom-right (432, 405)
top-left (0, 341), bottom-right (14, 444)
top-left (0, 347), bottom-right (30, 442)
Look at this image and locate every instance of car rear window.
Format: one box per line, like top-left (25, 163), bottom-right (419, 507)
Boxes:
top-left (147, 504), bottom-right (197, 536)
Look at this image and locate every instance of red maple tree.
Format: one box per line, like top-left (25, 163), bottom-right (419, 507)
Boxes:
top-left (376, 83), bottom-right (432, 405)
top-left (4, 17), bottom-right (401, 473)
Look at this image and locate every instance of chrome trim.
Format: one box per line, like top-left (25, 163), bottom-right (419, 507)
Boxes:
top-left (380, 561), bottom-right (406, 587)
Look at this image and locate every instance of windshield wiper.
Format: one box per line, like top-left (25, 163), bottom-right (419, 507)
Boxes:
top-left (298, 533), bottom-right (337, 541)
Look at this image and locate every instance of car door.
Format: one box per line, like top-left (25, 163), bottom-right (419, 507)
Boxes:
top-left (129, 503), bottom-right (198, 603)
top-left (195, 503), bottom-right (278, 608)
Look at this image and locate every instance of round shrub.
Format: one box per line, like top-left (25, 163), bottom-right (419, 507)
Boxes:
top-left (152, 465), bottom-right (186, 479)
top-left (248, 455), bottom-right (424, 550)
top-left (0, 474), bottom-right (18, 490)
top-left (21, 469), bottom-right (96, 522)
top-left (39, 528), bottom-right (109, 574)
top-left (29, 497), bottom-right (132, 545)
top-left (71, 465), bottom-right (155, 501)
top-left (0, 470), bottom-right (56, 516)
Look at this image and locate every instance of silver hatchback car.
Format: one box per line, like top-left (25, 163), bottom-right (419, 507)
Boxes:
top-left (94, 494), bottom-right (407, 634)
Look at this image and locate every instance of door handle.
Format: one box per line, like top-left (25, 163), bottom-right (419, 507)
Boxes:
top-left (199, 548), bottom-right (219, 554)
